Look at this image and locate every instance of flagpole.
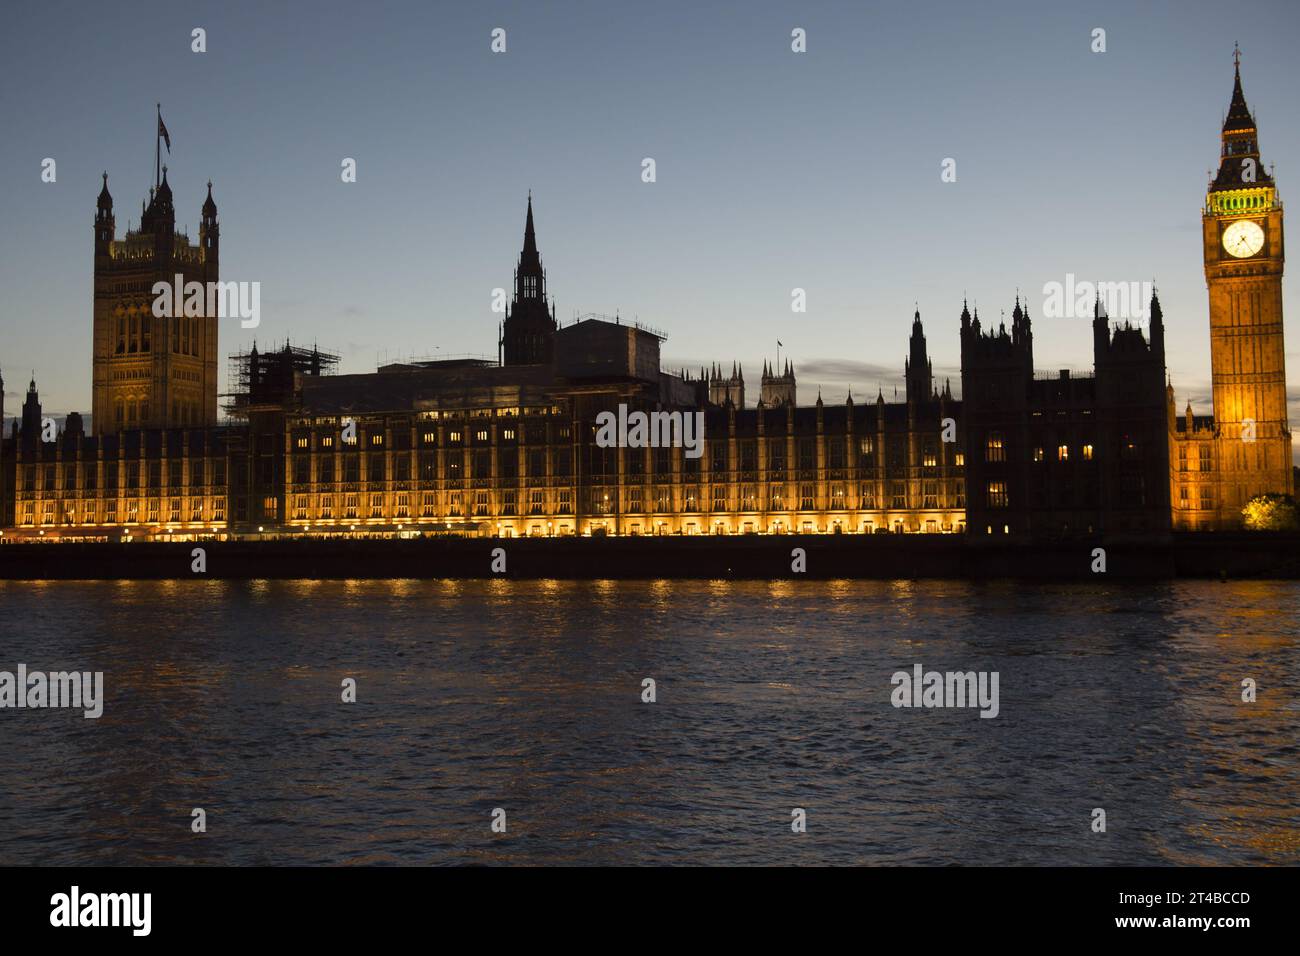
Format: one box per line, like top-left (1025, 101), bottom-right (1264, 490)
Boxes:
top-left (155, 103), bottom-right (161, 189)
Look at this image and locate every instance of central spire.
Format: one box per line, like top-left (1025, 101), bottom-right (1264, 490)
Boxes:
top-left (502, 193), bottom-right (556, 365)
top-left (522, 192), bottom-right (538, 260)
top-left (515, 193), bottom-right (545, 301)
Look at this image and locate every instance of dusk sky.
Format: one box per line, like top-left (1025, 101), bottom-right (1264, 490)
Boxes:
top-left (2, 0), bottom-right (1298, 457)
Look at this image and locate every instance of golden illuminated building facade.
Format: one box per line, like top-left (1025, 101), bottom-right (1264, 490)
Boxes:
top-left (0, 59), bottom-right (1291, 542)
top-left (91, 169), bottom-right (220, 436)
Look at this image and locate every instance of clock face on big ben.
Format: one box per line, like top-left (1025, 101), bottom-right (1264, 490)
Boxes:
top-left (1222, 219), bottom-right (1266, 258)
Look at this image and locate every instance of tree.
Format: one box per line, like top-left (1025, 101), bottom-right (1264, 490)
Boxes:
top-left (1241, 494), bottom-right (1299, 531)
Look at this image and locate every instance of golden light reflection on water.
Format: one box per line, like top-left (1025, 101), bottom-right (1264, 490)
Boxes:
top-left (3, 578), bottom-right (1297, 864)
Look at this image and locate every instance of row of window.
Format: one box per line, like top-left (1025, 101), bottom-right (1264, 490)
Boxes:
top-left (986, 434), bottom-right (1108, 463)
top-left (22, 461), bottom-right (227, 492)
top-left (114, 314), bottom-right (202, 356)
top-left (1177, 445), bottom-right (1214, 471)
top-left (20, 497), bottom-right (226, 526)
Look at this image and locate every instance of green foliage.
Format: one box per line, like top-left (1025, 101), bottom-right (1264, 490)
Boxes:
top-left (1241, 494), bottom-right (1299, 531)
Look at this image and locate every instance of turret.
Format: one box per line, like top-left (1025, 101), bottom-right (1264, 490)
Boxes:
top-left (95, 172), bottom-right (114, 255)
top-left (1148, 287), bottom-right (1165, 360)
top-left (200, 180), bottom-right (219, 264)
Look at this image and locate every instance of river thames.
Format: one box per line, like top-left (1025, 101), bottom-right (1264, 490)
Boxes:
top-left (1, 579), bottom-right (1296, 865)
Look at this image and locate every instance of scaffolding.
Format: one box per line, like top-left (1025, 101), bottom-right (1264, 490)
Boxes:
top-left (223, 341), bottom-right (340, 418)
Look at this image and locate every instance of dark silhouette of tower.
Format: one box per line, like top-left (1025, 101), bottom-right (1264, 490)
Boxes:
top-left (501, 195), bottom-right (557, 366)
top-left (21, 376), bottom-right (42, 453)
top-left (905, 309), bottom-right (934, 403)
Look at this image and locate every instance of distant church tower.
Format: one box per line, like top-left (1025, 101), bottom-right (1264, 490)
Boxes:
top-left (501, 195), bottom-right (558, 365)
top-left (759, 359), bottom-right (796, 406)
top-left (1202, 48), bottom-right (1292, 519)
top-left (709, 362), bottom-right (745, 407)
top-left (91, 159), bottom-right (220, 435)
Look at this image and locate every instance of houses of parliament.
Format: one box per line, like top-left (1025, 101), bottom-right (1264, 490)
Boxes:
top-left (0, 59), bottom-right (1292, 542)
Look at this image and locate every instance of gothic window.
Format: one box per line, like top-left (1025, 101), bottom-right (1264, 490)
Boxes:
top-left (798, 438), bottom-right (815, 472)
top-left (986, 481), bottom-right (1009, 508)
top-left (859, 484), bottom-right (876, 509)
top-left (858, 436), bottom-right (874, 464)
top-left (986, 433), bottom-right (1005, 463)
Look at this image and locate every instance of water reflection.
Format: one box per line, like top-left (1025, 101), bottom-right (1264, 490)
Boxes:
top-left (0, 579), bottom-right (1296, 865)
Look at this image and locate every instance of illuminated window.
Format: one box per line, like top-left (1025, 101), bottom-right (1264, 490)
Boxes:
top-left (985, 433), bottom-right (1005, 463)
top-left (986, 481), bottom-right (1008, 508)
top-left (1033, 447), bottom-right (1044, 462)
top-left (1082, 444), bottom-right (1094, 461)
top-left (1057, 444), bottom-right (1069, 461)
top-left (955, 452), bottom-right (964, 467)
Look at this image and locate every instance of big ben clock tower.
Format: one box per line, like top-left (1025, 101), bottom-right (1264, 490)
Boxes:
top-left (1203, 46), bottom-right (1292, 523)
